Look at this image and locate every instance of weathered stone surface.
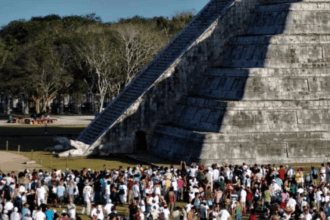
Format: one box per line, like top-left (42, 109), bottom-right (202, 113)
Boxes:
top-left (77, 0), bottom-right (330, 165)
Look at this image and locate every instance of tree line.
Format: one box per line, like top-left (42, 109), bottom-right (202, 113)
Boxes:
top-left (0, 12), bottom-right (194, 114)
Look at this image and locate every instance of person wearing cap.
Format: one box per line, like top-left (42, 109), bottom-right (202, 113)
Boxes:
top-left (10, 207), bottom-right (20, 220)
top-left (81, 181), bottom-right (93, 215)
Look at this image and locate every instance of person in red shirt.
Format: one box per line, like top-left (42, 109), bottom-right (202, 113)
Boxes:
top-left (249, 209), bottom-right (257, 220)
top-left (278, 165), bottom-right (286, 180)
top-left (246, 187), bottom-right (253, 213)
top-left (168, 187), bottom-right (176, 213)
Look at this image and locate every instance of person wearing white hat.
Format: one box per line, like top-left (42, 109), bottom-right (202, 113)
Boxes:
top-left (104, 199), bottom-right (113, 215)
top-left (10, 207), bottom-right (20, 220)
top-left (96, 205), bottom-right (104, 220)
top-left (82, 182), bottom-right (93, 215)
top-left (4, 200), bottom-right (14, 212)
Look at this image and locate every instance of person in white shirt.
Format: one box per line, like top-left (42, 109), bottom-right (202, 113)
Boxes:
top-left (118, 183), bottom-right (127, 204)
top-left (303, 208), bottom-right (312, 220)
top-left (171, 179), bottom-right (178, 200)
top-left (213, 168), bottom-right (220, 183)
top-left (219, 206), bottom-right (231, 220)
top-left (34, 207), bottom-right (46, 220)
top-left (90, 205), bottom-right (97, 219)
top-left (287, 196), bottom-right (297, 212)
top-left (19, 185), bottom-right (27, 194)
top-left (36, 184), bottom-right (46, 206)
top-left (23, 213), bottom-right (32, 220)
top-left (270, 180), bottom-right (281, 194)
top-left (105, 181), bottom-right (111, 205)
top-left (10, 207), bottom-right (20, 220)
top-left (150, 200), bottom-right (159, 213)
top-left (104, 200), bottom-right (113, 215)
top-left (4, 201), bottom-right (14, 212)
top-left (189, 165), bottom-right (198, 178)
top-left (96, 205), bottom-right (104, 220)
top-left (189, 178), bottom-right (198, 187)
top-left (82, 183), bottom-right (93, 215)
top-left (301, 197), bottom-right (308, 211)
top-left (240, 186), bottom-right (247, 214)
top-left (139, 197), bottom-right (146, 213)
top-left (5, 176), bottom-right (14, 186)
top-left (162, 206), bottom-right (170, 220)
top-left (314, 188), bottom-right (323, 209)
top-left (67, 200), bottom-right (76, 220)
top-left (132, 181), bottom-right (140, 201)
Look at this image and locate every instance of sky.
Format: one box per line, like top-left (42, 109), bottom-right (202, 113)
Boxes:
top-left (0, 0), bottom-right (209, 28)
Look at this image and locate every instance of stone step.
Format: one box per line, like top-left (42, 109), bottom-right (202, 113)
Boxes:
top-left (170, 100), bottom-right (226, 132)
top-left (258, 3), bottom-right (330, 12)
top-left (197, 68), bottom-right (330, 101)
top-left (245, 5), bottom-right (330, 34)
top-left (182, 97), bottom-right (227, 110)
top-left (150, 125), bottom-right (206, 163)
top-left (246, 25), bottom-right (330, 35)
top-left (230, 35), bottom-right (330, 45)
top-left (205, 67), bottom-right (330, 77)
top-left (263, 0), bottom-right (330, 4)
top-left (222, 43), bottom-right (330, 68)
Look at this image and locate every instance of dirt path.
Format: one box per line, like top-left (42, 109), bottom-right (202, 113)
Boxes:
top-left (0, 151), bottom-right (42, 173)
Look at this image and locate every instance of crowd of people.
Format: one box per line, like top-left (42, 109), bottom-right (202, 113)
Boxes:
top-left (1, 162), bottom-right (330, 220)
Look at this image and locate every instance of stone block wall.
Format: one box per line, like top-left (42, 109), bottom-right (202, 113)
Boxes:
top-left (80, 0), bottom-right (265, 156)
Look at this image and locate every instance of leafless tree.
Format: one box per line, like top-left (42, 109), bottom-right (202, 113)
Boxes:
top-left (114, 24), bottom-right (165, 85)
top-left (75, 34), bottom-right (120, 113)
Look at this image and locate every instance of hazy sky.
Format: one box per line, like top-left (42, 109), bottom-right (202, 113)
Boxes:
top-left (0, 0), bottom-right (209, 28)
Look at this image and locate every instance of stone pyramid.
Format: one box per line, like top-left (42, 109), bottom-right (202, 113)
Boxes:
top-left (77, 0), bottom-right (330, 165)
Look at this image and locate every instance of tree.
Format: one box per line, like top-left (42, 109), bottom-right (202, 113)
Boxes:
top-left (21, 42), bottom-right (73, 113)
top-left (0, 38), bottom-right (8, 71)
top-left (114, 23), bottom-right (166, 85)
top-left (75, 31), bottom-right (121, 113)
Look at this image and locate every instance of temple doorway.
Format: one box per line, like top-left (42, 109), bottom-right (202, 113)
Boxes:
top-left (135, 131), bottom-right (148, 151)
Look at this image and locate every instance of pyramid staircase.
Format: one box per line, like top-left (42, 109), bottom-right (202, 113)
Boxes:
top-left (150, 0), bottom-right (330, 164)
top-left (76, 0), bottom-right (236, 155)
